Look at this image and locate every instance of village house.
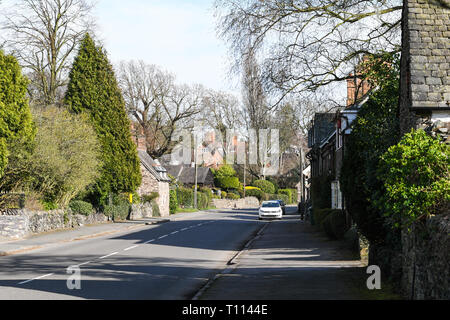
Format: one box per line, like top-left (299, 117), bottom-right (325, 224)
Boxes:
top-left (307, 66), bottom-right (372, 213)
top-left (164, 165), bottom-right (215, 189)
top-left (131, 123), bottom-right (171, 217)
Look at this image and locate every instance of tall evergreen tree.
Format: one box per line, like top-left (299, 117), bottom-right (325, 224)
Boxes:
top-left (0, 50), bottom-right (35, 178)
top-left (65, 34), bottom-right (141, 205)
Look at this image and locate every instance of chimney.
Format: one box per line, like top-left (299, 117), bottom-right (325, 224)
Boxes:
top-left (347, 54), bottom-right (373, 107)
top-left (347, 74), bottom-right (371, 107)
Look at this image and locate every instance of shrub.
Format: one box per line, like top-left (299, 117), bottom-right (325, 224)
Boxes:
top-left (279, 189), bottom-right (293, 204)
top-left (176, 187), bottom-right (194, 208)
top-left (142, 192), bottom-right (159, 203)
top-left (197, 192), bottom-right (210, 209)
top-left (221, 191), bottom-right (228, 199)
top-left (69, 200), bottom-right (94, 216)
top-left (104, 202), bottom-right (130, 221)
top-left (313, 208), bottom-right (332, 227)
top-left (322, 210), bottom-right (349, 239)
top-left (253, 180), bottom-right (276, 194)
top-left (226, 193), bottom-right (240, 200)
top-left (151, 200), bottom-right (161, 217)
top-left (213, 165), bottom-right (237, 179)
top-left (216, 176), bottom-right (241, 190)
top-left (265, 193), bottom-right (289, 204)
top-left (245, 186), bottom-right (262, 191)
top-left (376, 129), bottom-right (450, 229)
top-left (245, 189), bottom-right (264, 201)
top-left (169, 190), bottom-right (178, 215)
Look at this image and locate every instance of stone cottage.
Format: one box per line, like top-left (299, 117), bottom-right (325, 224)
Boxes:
top-left (131, 122), bottom-right (171, 217)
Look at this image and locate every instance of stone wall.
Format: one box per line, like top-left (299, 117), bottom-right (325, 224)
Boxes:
top-left (157, 181), bottom-right (170, 217)
top-left (0, 209), bottom-right (108, 240)
top-left (212, 197), bottom-right (260, 210)
top-left (130, 203), bottom-right (154, 220)
top-left (401, 213), bottom-right (450, 300)
top-left (137, 165), bottom-right (170, 217)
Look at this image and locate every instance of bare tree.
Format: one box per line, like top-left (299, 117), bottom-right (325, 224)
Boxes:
top-left (200, 89), bottom-right (245, 161)
top-left (118, 60), bottom-right (203, 159)
top-left (2, 0), bottom-right (95, 106)
top-left (215, 0), bottom-right (402, 105)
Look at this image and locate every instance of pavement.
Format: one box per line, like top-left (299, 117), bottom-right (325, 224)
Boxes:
top-left (198, 212), bottom-right (370, 300)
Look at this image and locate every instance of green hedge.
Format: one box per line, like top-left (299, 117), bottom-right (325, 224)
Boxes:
top-left (245, 189), bottom-right (264, 201)
top-left (313, 208), bottom-right (332, 227)
top-left (215, 176), bottom-right (241, 190)
top-left (197, 192), bottom-right (210, 210)
top-left (104, 203), bottom-right (130, 221)
top-left (314, 208), bottom-right (349, 240)
top-left (151, 200), bottom-right (161, 217)
top-left (253, 180), bottom-right (276, 194)
top-left (176, 187), bottom-right (194, 208)
top-left (142, 192), bottom-right (159, 203)
top-left (279, 189), bottom-right (297, 204)
top-left (321, 210), bottom-right (349, 240)
top-left (265, 193), bottom-right (289, 204)
top-left (169, 190), bottom-right (178, 215)
top-left (226, 193), bottom-right (240, 200)
top-left (376, 129), bottom-right (450, 229)
top-left (175, 187), bottom-right (211, 210)
top-left (69, 200), bottom-right (94, 216)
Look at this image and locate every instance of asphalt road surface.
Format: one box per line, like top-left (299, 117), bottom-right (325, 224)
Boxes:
top-left (0, 208), bottom-right (272, 300)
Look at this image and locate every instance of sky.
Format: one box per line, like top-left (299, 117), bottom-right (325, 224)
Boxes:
top-left (95, 0), bottom-right (239, 95)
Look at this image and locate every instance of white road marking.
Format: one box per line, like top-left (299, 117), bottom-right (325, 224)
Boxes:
top-left (181, 228), bottom-right (188, 231)
top-left (99, 252), bottom-right (118, 260)
top-left (158, 235), bottom-right (168, 239)
top-left (124, 245), bottom-right (139, 251)
top-left (76, 261), bottom-right (93, 267)
top-left (171, 231), bottom-right (179, 235)
top-left (19, 273), bottom-right (54, 285)
top-left (144, 239), bottom-right (155, 244)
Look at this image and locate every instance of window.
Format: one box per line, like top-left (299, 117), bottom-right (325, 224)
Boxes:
top-left (336, 127), bottom-right (343, 150)
top-left (331, 181), bottom-right (343, 210)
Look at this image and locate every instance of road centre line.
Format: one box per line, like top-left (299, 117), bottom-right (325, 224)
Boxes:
top-left (99, 252), bottom-right (118, 260)
top-left (19, 273), bottom-right (55, 285)
top-left (124, 245), bottom-right (139, 251)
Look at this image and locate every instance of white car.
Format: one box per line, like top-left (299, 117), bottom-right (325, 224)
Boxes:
top-left (259, 201), bottom-right (283, 220)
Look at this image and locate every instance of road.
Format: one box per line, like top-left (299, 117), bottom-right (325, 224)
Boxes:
top-left (0, 209), bottom-right (266, 300)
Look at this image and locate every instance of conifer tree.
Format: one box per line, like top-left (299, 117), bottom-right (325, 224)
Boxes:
top-left (65, 34), bottom-right (141, 204)
top-left (0, 50), bottom-right (35, 178)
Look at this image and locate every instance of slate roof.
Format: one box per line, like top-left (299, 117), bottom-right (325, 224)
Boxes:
top-left (308, 113), bottom-right (336, 148)
top-left (406, 0), bottom-right (450, 109)
top-left (138, 150), bottom-right (171, 182)
top-left (165, 165), bottom-right (215, 186)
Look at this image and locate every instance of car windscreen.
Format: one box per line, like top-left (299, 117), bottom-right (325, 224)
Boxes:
top-left (262, 203), bottom-right (280, 208)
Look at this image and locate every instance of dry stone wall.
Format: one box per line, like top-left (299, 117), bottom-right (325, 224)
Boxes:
top-left (0, 209), bottom-right (108, 240)
top-left (212, 197), bottom-right (260, 210)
